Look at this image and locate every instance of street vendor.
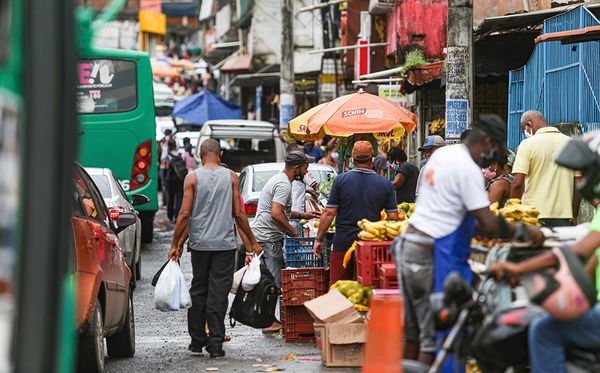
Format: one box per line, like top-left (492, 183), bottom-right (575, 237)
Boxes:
top-left (394, 115), bottom-right (545, 369)
top-left (313, 141), bottom-right (398, 285)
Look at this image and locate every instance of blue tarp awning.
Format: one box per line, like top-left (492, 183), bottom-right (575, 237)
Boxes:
top-left (162, 2), bottom-right (198, 17)
top-left (172, 90), bottom-right (241, 126)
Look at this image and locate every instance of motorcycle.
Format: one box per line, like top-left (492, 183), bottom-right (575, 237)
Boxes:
top-left (403, 241), bottom-right (600, 373)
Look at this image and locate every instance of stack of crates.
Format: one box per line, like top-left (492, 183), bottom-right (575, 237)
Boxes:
top-left (379, 263), bottom-right (399, 289)
top-left (282, 236), bottom-right (330, 342)
top-left (355, 240), bottom-right (394, 287)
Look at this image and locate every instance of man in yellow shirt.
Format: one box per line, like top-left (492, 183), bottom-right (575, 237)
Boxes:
top-left (511, 110), bottom-right (579, 227)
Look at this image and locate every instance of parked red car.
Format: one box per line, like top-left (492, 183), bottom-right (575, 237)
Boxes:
top-left (72, 164), bottom-right (136, 372)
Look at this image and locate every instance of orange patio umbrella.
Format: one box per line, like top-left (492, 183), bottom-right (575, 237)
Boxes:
top-left (307, 89), bottom-right (418, 139)
top-left (288, 103), bottom-right (327, 140)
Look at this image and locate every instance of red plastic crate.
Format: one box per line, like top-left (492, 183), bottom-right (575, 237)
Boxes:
top-left (356, 240), bottom-right (393, 287)
top-left (281, 267), bottom-right (329, 306)
top-left (282, 305), bottom-right (316, 342)
top-left (379, 263), bottom-right (399, 289)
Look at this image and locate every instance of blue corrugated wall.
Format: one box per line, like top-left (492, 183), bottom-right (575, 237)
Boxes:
top-left (507, 6), bottom-right (600, 150)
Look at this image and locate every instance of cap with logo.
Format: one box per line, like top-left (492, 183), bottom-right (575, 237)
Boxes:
top-left (418, 135), bottom-right (445, 151)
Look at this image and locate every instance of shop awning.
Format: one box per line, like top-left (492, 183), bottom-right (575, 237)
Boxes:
top-left (221, 54), bottom-right (253, 73)
top-left (162, 2), bottom-right (198, 16)
top-left (229, 72), bottom-right (280, 87)
top-left (535, 25), bottom-right (600, 44)
top-left (475, 4), bottom-right (600, 38)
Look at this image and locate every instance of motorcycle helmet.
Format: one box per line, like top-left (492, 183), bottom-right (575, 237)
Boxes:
top-left (522, 246), bottom-right (596, 320)
top-left (555, 131), bottom-right (600, 204)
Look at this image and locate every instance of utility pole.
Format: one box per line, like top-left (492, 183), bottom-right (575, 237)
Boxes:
top-left (445, 0), bottom-right (473, 143)
top-left (279, 0), bottom-right (295, 131)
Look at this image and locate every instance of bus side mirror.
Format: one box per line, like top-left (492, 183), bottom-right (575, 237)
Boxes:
top-left (131, 194), bottom-right (150, 206)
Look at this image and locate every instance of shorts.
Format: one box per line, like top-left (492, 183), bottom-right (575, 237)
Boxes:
top-left (392, 235), bottom-right (435, 353)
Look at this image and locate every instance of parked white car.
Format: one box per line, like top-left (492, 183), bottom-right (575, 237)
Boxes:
top-left (86, 167), bottom-right (148, 287)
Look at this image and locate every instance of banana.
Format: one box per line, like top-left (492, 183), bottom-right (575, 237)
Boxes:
top-left (358, 231), bottom-right (379, 241)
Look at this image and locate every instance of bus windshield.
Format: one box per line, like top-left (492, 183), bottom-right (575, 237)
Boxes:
top-left (76, 59), bottom-right (137, 114)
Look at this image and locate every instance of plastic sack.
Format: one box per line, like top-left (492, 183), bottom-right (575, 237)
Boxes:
top-left (154, 260), bottom-right (191, 311)
top-left (230, 265), bottom-right (248, 294)
top-left (241, 253), bottom-right (263, 291)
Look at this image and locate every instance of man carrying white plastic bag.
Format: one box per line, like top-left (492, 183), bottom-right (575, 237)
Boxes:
top-left (167, 139), bottom-right (263, 358)
top-left (154, 260), bottom-right (192, 311)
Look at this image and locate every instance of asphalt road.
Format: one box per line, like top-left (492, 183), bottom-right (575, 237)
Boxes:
top-left (105, 207), bottom-right (357, 373)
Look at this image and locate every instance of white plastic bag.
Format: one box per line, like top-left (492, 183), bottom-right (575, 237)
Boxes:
top-left (241, 253), bottom-right (263, 291)
top-left (154, 260), bottom-right (191, 311)
top-left (230, 265), bottom-right (248, 294)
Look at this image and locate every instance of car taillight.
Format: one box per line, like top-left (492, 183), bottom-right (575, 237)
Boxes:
top-left (130, 140), bottom-right (152, 190)
top-left (109, 206), bottom-right (126, 221)
top-left (244, 201), bottom-right (257, 216)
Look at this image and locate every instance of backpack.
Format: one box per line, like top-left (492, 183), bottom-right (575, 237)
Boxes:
top-left (169, 153), bottom-right (188, 181)
top-left (229, 259), bottom-right (280, 329)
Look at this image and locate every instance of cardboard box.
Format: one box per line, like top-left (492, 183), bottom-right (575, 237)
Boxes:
top-left (314, 322), bottom-right (367, 367)
top-left (304, 289), bottom-right (363, 324)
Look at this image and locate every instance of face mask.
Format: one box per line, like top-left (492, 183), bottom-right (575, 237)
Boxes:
top-left (331, 152), bottom-right (339, 160)
top-left (524, 128), bottom-right (533, 138)
top-left (478, 149), bottom-right (496, 168)
top-left (482, 168), bottom-right (497, 180)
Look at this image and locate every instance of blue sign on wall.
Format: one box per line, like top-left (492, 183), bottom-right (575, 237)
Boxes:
top-left (445, 99), bottom-right (469, 140)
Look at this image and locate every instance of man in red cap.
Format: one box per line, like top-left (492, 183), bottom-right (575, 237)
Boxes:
top-left (313, 141), bottom-right (398, 284)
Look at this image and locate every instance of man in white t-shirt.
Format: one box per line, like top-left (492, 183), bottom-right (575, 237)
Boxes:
top-left (393, 115), bottom-right (544, 369)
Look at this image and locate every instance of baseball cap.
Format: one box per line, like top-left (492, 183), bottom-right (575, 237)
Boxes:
top-left (418, 135), bottom-right (445, 151)
top-left (285, 150), bottom-right (309, 166)
top-left (352, 141), bottom-right (375, 163)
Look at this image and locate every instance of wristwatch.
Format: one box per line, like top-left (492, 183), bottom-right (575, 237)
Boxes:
top-left (315, 237), bottom-right (324, 243)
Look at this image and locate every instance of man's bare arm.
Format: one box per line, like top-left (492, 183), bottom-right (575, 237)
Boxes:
top-left (231, 171), bottom-right (263, 255)
top-left (510, 173), bottom-right (526, 199)
top-left (168, 173), bottom-right (196, 260)
top-left (272, 202), bottom-right (300, 237)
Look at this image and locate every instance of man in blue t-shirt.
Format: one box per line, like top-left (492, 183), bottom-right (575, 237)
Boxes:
top-left (304, 140), bottom-right (324, 162)
top-left (313, 141), bottom-right (398, 285)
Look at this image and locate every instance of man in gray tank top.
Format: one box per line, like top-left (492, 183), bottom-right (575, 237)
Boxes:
top-left (168, 138), bottom-right (263, 358)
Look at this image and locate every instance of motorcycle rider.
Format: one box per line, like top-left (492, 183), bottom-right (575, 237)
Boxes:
top-left (491, 131), bottom-right (600, 373)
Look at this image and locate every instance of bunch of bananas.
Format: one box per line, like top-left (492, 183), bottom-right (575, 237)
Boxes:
top-left (331, 280), bottom-right (373, 312)
top-left (357, 219), bottom-right (409, 241)
top-left (429, 118), bottom-right (446, 135)
top-left (491, 199), bottom-right (541, 226)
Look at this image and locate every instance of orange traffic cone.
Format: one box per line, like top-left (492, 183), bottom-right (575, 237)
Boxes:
top-left (363, 289), bottom-right (404, 373)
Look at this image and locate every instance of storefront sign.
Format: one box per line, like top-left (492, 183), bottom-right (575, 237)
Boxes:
top-left (279, 93), bottom-right (295, 131)
top-left (140, 0), bottom-right (162, 13)
top-left (139, 10), bottom-right (166, 35)
top-left (445, 98), bottom-right (468, 140)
